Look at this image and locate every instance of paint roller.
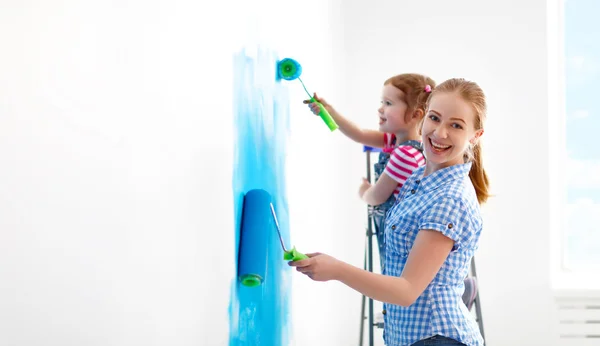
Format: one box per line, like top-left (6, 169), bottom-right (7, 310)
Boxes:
top-left (238, 189), bottom-right (308, 287)
top-left (276, 58), bottom-right (339, 132)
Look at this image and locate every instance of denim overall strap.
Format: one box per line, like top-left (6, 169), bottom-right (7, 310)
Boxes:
top-left (400, 139), bottom-right (423, 153)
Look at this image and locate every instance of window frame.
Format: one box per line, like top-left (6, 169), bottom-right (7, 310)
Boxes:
top-left (548, 0), bottom-right (600, 291)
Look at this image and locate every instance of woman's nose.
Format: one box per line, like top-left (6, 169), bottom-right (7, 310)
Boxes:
top-left (434, 125), bottom-right (448, 138)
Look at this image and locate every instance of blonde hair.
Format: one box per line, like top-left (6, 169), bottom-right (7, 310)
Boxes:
top-left (427, 78), bottom-right (490, 204)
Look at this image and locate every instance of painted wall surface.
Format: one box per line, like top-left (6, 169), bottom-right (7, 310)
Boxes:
top-left (0, 1), bottom-right (348, 345)
top-left (229, 47), bottom-right (292, 345)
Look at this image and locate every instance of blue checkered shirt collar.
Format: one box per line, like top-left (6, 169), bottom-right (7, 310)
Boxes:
top-left (415, 162), bottom-right (472, 193)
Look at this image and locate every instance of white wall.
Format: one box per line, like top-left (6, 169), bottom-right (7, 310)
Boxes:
top-left (0, 0), bottom-right (561, 345)
top-left (338, 0), bottom-right (560, 345)
top-left (0, 1), bottom-right (350, 345)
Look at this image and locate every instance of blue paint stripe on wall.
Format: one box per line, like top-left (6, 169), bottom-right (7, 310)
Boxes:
top-left (229, 47), bottom-right (292, 346)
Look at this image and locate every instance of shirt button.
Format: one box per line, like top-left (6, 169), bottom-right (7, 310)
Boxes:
top-left (448, 223), bottom-right (454, 229)
top-left (415, 180), bottom-right (420, 184)
top-left (411, 189), bottom-right (415, 194)
top-left (382, 309), bottom-right (387, 315)
top-left (391, 225), bottom-right (396, 230)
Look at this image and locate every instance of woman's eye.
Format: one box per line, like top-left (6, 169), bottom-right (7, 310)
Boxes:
top-left (452, 123), bottom-right (463, 129)
top-left (428, 114), bottom-right (439, 121)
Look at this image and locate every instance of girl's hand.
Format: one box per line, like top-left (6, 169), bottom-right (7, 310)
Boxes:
top-left (288, 252), bottom-right (342, 282)
top-left (358, 177), bottom-right (371, 198)
top-left (303, 93), bottom-right (332, 116)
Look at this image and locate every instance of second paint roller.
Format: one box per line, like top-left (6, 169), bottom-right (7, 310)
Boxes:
top-left (277, 58), bottom-right (339, 132)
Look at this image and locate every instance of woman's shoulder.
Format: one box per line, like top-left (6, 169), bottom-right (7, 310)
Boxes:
top-left (438, 177), bottom-right (479, 206)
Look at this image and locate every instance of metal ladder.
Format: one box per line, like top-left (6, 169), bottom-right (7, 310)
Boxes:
top-left (468, 257), bottom-right (486, 342)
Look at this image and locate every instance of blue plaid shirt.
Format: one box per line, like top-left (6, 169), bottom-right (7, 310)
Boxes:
top-left (382, 162), bottom-right (484, 346)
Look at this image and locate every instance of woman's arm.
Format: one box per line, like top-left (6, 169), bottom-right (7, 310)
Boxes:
top-left (291, 229), bottom-right (454, 306)
top-left (338, 230), bottom-right (453, 305)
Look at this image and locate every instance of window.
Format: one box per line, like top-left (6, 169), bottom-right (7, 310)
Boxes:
top-left (550, 0), bottom-right (600, 289)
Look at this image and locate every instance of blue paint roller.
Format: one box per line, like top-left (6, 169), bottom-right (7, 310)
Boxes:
top-left (238, 189), bottom-right (271, 287)
top-left (238, 189), bottom-right (308, 287)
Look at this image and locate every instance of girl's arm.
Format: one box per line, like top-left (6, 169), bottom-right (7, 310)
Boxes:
top-left (359, 174), bottom-right (399, 206)
top-left (360, 147), bottom-right (422, 206)
top-left (291, 229), bottom-right (454, 306)
top-left (304, 93), bottom-right (385, 148)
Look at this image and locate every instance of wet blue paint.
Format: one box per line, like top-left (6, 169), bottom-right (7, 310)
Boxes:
top-left (230, 47), bottom-right (292, 346)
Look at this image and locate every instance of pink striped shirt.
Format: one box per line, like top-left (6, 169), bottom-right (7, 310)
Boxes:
top-left (382, 134), bottom-right (426, 198)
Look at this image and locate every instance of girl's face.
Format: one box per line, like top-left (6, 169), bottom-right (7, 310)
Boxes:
top-left (421, 92), bottom-right (483, 174)
top-left (378, 84), bottom-right (411, 134)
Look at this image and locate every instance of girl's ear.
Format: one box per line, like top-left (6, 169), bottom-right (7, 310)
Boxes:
top-left (412, 108), bottom-right (424, 120)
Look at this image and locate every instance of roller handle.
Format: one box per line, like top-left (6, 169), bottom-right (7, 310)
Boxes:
top-left (311, 97), bottom-right (339, 132)
top-left (283, 246), bottom-right (309, 261)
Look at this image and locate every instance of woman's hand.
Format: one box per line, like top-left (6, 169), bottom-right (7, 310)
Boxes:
top-left (288, 252), bottom-right (343, 282)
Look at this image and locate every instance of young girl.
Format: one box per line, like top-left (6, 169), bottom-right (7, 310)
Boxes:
top-left (305, 74), bottom-right (435, 266)
top-left (292, 78), bottom-right (489, 346)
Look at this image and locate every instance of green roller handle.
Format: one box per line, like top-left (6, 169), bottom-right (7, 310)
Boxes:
top-left (312, 97), bottom-right (339, 132)
top-left (270, 202), bottom-right (309, 262)
top-left (283, 246), bottom-right (309, 261)
top-left (276, 58), bottom-right (339, 132)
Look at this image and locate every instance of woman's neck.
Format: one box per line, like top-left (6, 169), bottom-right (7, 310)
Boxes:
top-left (423, 163), bottom-right (438, 177)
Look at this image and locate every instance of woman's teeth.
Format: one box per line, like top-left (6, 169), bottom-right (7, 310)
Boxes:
top-left (430, 139), bottom-right (451, 152)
